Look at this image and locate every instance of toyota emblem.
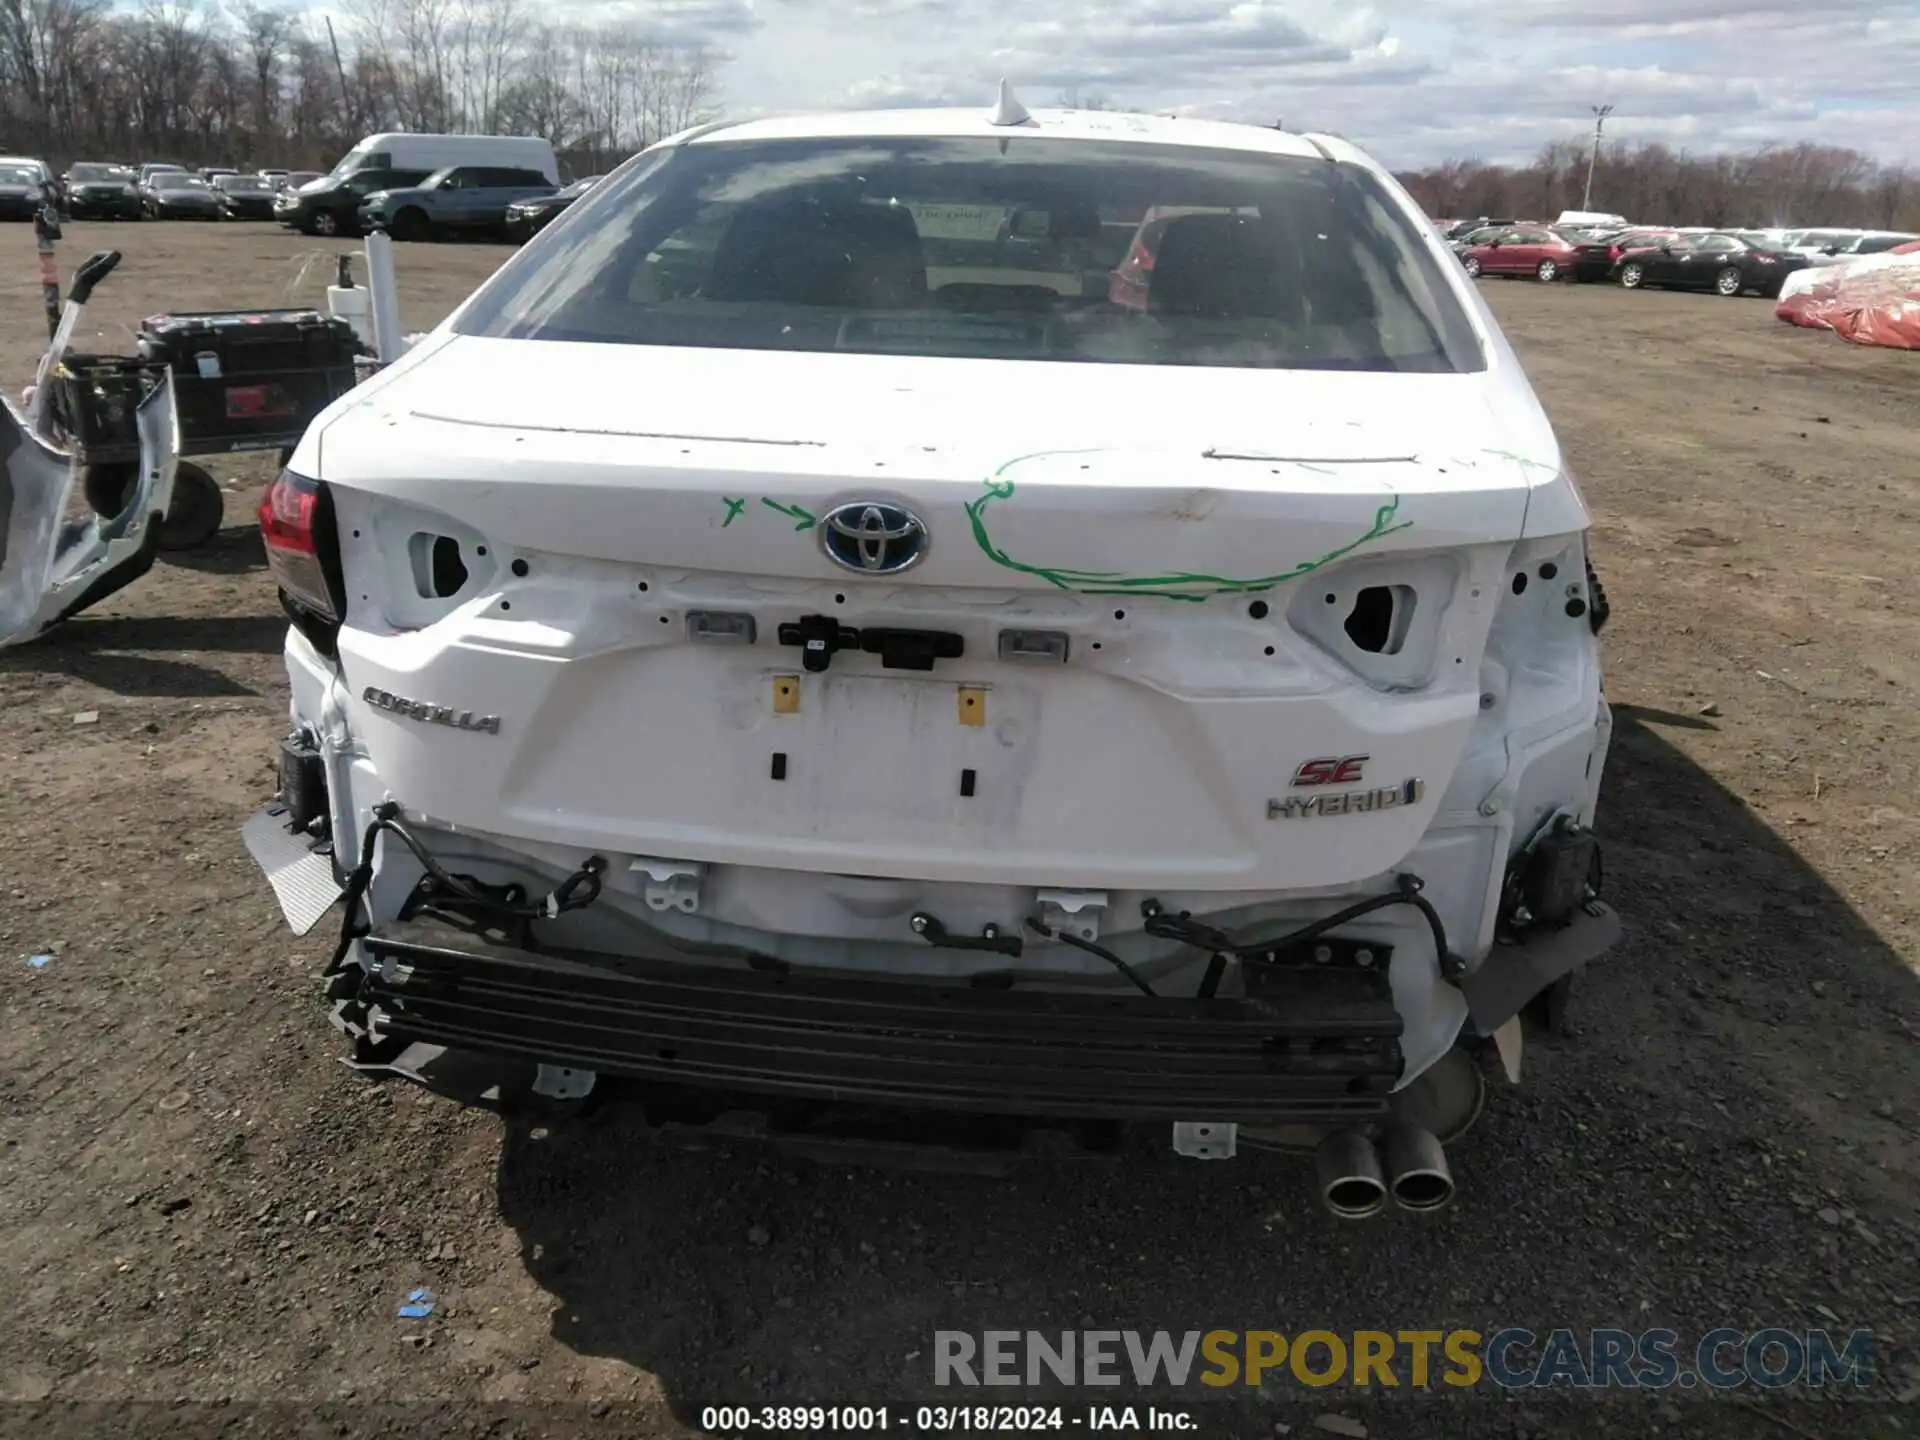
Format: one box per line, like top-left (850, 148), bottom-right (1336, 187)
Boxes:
top-left (820, 501), bottom-right (929, 575)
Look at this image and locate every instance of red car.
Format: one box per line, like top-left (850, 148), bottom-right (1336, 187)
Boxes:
top-left (1599, 228), bottom-right (1678, 264)
top-left (1109, 205), bottom-right (1253, 309)
top-left (1460, 225), bottom-right (1613, 283)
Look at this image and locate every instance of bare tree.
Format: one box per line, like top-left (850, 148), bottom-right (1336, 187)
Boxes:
top-left (451, 0), bottom-right (519, 132)
top-left (1871, 166), bottom-right (1908, 229)
top-left (233, 1), bottom-right (291, 144)
top-left (1397, 139), bottom-right (1920, 231)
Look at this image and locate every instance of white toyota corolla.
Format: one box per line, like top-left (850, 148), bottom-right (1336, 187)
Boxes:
top-left (243, 90), bottom-right (1619, 1217)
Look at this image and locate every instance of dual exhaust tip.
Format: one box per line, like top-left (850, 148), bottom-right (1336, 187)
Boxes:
top-left (1315, 1125), bottom-right (1454, 1220)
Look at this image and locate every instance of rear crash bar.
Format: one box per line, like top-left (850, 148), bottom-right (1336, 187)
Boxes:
top-left (352, 917), bottom-right (1406, 1124)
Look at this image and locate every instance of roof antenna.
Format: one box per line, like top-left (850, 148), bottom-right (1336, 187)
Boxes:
top-left (987, 78), bottom-right (1033, 127)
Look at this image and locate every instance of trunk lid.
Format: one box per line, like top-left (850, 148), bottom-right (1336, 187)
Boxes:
top-left (315, 339), bottom-right (1556, 892)
top-left (320, 337), bottom-right (1548, 597)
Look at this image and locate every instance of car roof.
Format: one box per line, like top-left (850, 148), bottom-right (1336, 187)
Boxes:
top-left (680, 107), bottom-right (1347, 166)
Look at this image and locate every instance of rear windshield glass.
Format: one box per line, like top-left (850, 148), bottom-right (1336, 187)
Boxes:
top-left (454, 137), bottom-right (1485, 373)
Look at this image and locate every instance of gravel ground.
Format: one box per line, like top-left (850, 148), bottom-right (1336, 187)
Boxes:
top-left (1, 222), bottom-right (1917, 1440)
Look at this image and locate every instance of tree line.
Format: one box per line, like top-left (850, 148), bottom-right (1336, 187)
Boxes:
top-left (0, 0), bottom-right (718, 176)
top-left (7, 15), bottom-right (1912, 235)
top-left (1396, 139), bottom-right (1917, 232)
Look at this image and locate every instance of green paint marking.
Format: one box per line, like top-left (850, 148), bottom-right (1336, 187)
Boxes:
top-left (721, 497), bottom-right (746, 527)
top-left (760, 497), bottom-right (817, 531)
top-left (1481, 448), bottom-right (1559, 475)
top-left (963, 450), bottom-right (1413, 599)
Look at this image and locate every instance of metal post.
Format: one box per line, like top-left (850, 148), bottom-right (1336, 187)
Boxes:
top-left (33, 189), bottom-right (63, 340)
top-left (1582, 104), bottom-right (1614, 212)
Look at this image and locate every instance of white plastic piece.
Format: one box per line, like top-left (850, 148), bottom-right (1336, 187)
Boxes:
top-left (630, 857), bottom-right (705, 914)
top-left (1172, 1122), bottom-right (1237, 1160)
top-left (987, 79), bottom-right (1033, 128)
top-left (1492, 1014), bottom-right (1524, 1084)
top-left (533, 1064), bottom-right (596, 1100)
top-left (328, 282), bottom-right (376, 352)
top-left (1036, 888), bottom-right (1107, 942)
top-left (364, 231), bottom-right (403, 363)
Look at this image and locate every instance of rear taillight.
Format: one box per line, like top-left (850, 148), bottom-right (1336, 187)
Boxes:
top-left (260, 470), bottom-right (344, 639)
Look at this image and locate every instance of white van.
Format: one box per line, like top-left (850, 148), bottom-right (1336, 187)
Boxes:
top-left (323, 134), bottom-right (558, 186)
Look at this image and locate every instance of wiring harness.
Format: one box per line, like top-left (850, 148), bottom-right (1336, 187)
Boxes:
top-left (1137, 873), bottom-right (1466, 997)
top-left (1006, 873), bottom-right (1464, 1000)
top-left (323, 801), bottom-right (606, 974)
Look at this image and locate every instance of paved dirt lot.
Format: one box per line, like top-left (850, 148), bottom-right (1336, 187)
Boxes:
top-left (2, 223), bottom-right (1918, 1439)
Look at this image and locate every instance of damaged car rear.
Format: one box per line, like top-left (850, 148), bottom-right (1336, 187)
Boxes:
top-left (244, 100), bottom-right (1618, 1211)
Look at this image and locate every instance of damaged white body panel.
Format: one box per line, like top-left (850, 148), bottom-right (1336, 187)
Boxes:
top-left (246, 103), bottom-right (1619, 1186)
top-left (0, 377), bottom-right (179, 648)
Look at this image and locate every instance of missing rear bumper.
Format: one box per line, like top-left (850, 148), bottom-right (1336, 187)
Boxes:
top-left (342, 915), bottom-right (1406, 1126)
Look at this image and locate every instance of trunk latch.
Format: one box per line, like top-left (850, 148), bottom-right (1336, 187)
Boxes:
top-left (777, 615), bottom-right (966, 673)
top-left (858, 627), bottom-right (964, 671)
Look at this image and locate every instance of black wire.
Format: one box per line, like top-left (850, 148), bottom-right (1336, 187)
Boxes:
top-left (377, 810), bottom-right (605, 919)
top-left (1142, 873), bottom-right (1465, 984)
top-left (323, 801), bottom-right (603, 973)
top-left (1025, 917), bottom-right (1157, 996)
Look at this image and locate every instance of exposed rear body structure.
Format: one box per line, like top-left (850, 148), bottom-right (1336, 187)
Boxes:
top-left (236, 95), bottom-right (1620, 1210)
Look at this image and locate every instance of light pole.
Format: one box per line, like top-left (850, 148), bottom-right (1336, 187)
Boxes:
top-left (1582, 104), bottom-right (1614, 211)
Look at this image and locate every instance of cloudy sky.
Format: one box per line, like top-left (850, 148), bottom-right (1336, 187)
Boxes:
top-left (596, 0), bottom-right (1918, 169)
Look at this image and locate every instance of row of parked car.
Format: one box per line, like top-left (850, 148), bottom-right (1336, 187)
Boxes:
top-left (0, 147), bottom-right (597, 244)
top-left (0, 158), bottom-right (328, 222)
top-left (1435, 216), bottom-right (1920, 298)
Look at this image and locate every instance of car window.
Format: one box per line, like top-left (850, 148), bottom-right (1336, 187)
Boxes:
top-left (560, 178), bottom-right (600, 199)
top-left (485, 168), bottom-right (548, 187)
top-left (159, 175), bottom-right (209, 190)
top-left (0, 165), bottom-right (38, 185)
top-left (456, 136), bottom-right (1485, 374)
top-left (346, 169), bottom-right (416, 195)
top-left (1693, 235), bottom-right (1740, 253)
top-left (218, 175), bottom-right (271, 192)
top-left (1509, 229), bottom-right (1549, 243)
top-left (1853, 235), bottom-right (1910, 254)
